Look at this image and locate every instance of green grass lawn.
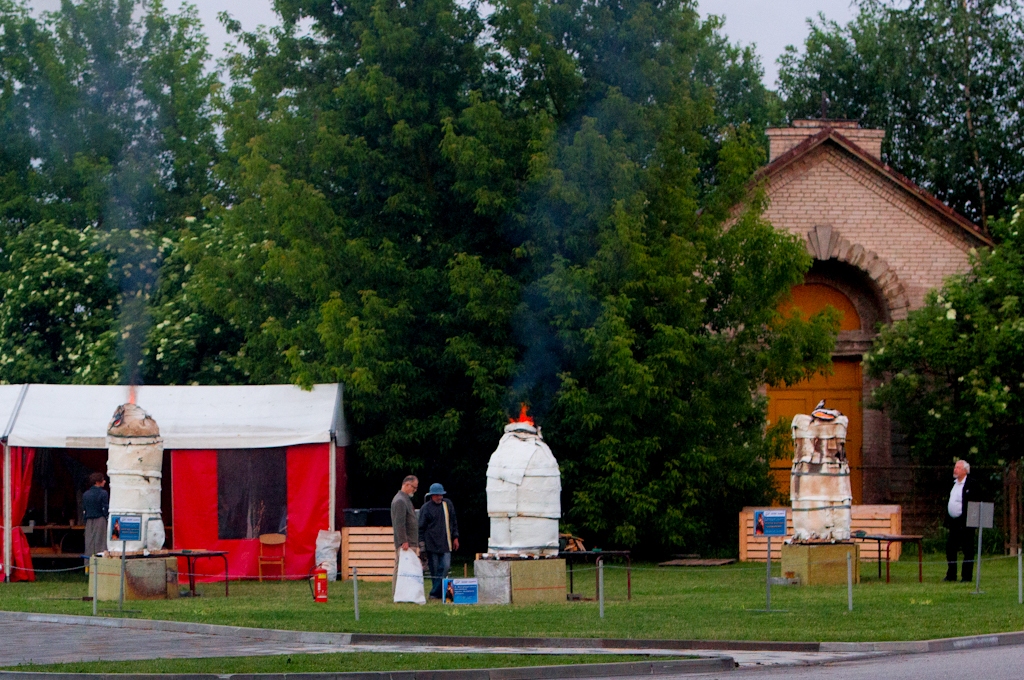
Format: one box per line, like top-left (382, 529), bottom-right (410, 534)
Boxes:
top-left (4, 554), bottom-right (1024, 643)
top-left (11, 653), bottom-right (659, 674)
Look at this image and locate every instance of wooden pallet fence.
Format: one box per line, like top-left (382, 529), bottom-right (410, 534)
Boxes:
top-left (341, 526), bottom-right (395, 582)
top-left (739, 505), bottom-right (902, 562)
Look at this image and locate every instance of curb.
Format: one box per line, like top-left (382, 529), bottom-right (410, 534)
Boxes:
top-left (821, 630), bottom-right (1024, 654)
top-left (0, 657), bottom-right (737, 680)
top-left (0, 612), bottom-right (351, 646)
top-left (4, 609), bottom-right (1024, 656)
top-left (0, 612), bottom-right (813, 652)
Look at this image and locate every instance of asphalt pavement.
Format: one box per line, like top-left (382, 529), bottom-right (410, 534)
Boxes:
top-left (636, 643), bottom-right (1024, 680)
top-left (2, 610), bottom-right (1024, 679)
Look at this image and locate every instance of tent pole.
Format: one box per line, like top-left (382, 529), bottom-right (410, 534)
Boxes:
top-left (329, 439), bottom-right (337, 532)
top-left (3, 442), bottom-right (11, 583)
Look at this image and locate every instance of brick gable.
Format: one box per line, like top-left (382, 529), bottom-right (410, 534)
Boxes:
top-left (764, 143), bottom-right (978, 310)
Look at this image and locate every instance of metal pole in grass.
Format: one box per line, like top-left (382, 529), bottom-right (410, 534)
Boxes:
top-left (1018, 548), bottom-right (1021, 605)
top-left (598, 558), bottom-right (604, 619)
top-left (118, 540), bottom-right (127, 613)
top-left (353, 566), bottom-right (360, 621)
top-left (846, 552), bottom-right (853, 612)
top-left (974, 527), bottom-right (984, 595)
top-left (765, 536), bottom-right (771, 613)
top-left (92, 556), bottom-right (98, 616)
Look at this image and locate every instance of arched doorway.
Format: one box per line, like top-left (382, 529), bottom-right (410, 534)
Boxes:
top-left (767, 283), bottom-right (864, 503)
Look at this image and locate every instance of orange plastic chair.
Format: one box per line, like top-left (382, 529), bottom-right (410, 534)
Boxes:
top-left (258, 533), bottom-right (286, 581)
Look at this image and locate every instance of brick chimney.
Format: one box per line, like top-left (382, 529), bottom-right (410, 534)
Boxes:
top-left (766, 120), bottom-right (885, 162)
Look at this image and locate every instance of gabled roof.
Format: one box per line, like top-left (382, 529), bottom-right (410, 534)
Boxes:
top-left (0, 383), bottom-right (347, 450)
top-left (757, 127), bottom-right (994, 248)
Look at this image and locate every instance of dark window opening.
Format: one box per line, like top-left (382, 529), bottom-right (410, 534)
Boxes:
top-left (217, 448), bottom-right (287, 539)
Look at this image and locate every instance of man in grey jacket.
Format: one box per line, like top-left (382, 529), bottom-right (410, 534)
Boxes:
top-left (390, 475), bottom-right (419, 595)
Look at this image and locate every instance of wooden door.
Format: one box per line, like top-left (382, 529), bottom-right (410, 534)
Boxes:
top-left (767, 284), bottom-right (864, 503)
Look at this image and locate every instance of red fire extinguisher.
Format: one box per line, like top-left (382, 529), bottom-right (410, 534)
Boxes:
top-left (312, 568), bottom-right (329, 603)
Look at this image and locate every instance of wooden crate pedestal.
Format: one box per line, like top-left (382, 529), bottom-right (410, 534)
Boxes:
top-left (781, 543), bottom-right (859, 586)
top-left (341, 527), bottom-right (395, 581)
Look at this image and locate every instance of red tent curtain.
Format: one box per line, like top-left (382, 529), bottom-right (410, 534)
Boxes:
top-left (172, 444), bottom-right (330, 581)
top-left (1, 446), bottom-right (35, 582)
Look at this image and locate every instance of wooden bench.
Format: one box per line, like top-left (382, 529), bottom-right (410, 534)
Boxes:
top-left (739, 505), bottom-right (902, 562)
top-left (340, 526), bottom-right (394, 582)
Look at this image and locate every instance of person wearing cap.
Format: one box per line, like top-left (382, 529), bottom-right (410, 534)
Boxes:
top-left (418, 483), bottom-right (460, 600)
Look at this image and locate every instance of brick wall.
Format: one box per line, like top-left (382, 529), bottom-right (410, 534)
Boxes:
top-left (764, 145), bottom-right (974, 310)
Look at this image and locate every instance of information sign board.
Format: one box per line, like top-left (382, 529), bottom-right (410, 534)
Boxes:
top-left (442, 578), bottom-right (479, 604)
top-left (754, 509), bottom-right (787, 537)
top-left (966, 502), bottom-right (994, 529)
top-left (110, 514), bottom-right (142, 542)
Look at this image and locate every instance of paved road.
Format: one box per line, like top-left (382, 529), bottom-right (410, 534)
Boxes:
top-left (644, 643), bottom-right (1024, 680)
top-left (0, 614), bottom-right (871, 669)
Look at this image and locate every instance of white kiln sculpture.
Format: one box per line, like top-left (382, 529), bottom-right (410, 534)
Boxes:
top-left (106, 402), bottom-right (166, 552)
top-left (790, 404), bottom-right (852, 542)
top-left (486, 410), bottom-right (561, 556)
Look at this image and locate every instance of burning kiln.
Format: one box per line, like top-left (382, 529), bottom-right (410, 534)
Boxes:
top-left (781, 402), bottom-right (859, 585)
top-left (789, 407), bottom-right (852, 541)
top-left (90, 399), bottom-right (175, 601)
top-left (106, 402), bottom-right (165, 552)
top-left (476, 408), bottom-right (565, 604)
top-left (485, 409), bottom-right (561, 555)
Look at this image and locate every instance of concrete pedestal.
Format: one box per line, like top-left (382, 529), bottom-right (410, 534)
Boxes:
top-left (475, 560), bottom-right (512, 605)
top-left (781, 543), bottom-right (859, 586)
top-left (88, 556), bottom-right (179, 601)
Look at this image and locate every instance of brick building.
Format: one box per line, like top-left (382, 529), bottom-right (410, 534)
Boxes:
top-left (760, 119), bottom-right (992, 532)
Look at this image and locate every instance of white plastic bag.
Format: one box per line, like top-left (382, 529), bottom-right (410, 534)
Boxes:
top-left (315, 530), bottom-right (341, 581)
top-left (393, 549), bottom-right (426, 604)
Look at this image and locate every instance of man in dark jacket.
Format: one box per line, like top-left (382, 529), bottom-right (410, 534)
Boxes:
top-left (418, 483), bottom-right (459, 600)
top-left (945, 459), bottom-right (978, 582)
top-left (82, 472), bottom-right (108, 560)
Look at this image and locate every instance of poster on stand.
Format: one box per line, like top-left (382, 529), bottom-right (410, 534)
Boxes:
top-left (442, 578), bottom-right (479, 604)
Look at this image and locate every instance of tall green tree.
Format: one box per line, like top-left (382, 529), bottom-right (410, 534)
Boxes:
top-left (778, 0), bottom-right (1024, 228)
top-left (0, 0), bottom-right (221, 384)
top-left (181, 0), bottom-right (510, 530)
top-left (192, 0), bottom-right (835, 552)
top-left (866, 193), bottom-right (1024, 467)
top-left (476, 0), bottom-right (836, 549)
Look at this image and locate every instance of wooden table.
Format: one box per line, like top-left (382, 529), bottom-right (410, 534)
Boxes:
top-left (861, 534), bottom-right (924, 583)
top-left (559, 550), bottom-right (632, 601)
top-left (126, 550), bottom-right (230, 597)
top-left (24, 524), bottom-right (84, 557)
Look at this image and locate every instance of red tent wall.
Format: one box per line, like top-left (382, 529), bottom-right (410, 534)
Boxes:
top-left (171, 444), bottom-right (331, 580)
top-left (1, 447), bottom-right (35, 582)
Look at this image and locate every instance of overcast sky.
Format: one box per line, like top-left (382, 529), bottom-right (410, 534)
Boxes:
top-left (27, 0), bottom-right (858, 87)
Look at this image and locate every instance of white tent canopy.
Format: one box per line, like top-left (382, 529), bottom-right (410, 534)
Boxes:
top-left (3, 383), bottom-right (347, 581)
top-left (3, 383), bottom-right (347, 449)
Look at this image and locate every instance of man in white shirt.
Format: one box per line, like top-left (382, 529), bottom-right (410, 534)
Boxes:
top-left (944, 460), bottom-right (976, 582)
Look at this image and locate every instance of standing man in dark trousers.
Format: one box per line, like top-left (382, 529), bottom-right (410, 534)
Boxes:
top-left (390, 475), bottom-right (419, 596)
top-left (82, 472), bottom-right (109, 562)
top-left (418, 483), bottom-right (459, 600)
top-left (945, 459), bottom-right (977, 582)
